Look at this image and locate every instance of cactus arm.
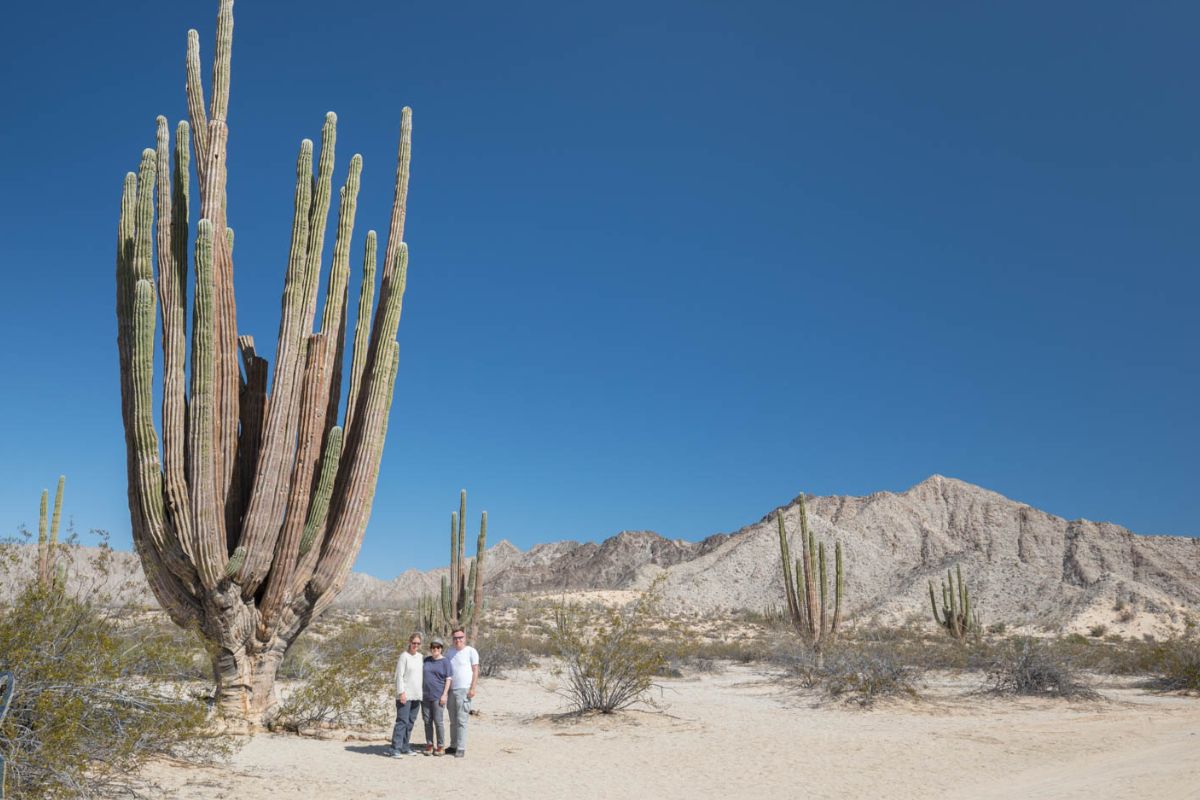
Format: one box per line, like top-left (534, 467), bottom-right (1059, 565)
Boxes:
top-left (296, 427), bottom-right (344, 559)
top-left (321, 154), bottom-right (363, 436)
top-left (440, 575), bottom-right (453, 627)
top-left (259, 332), bottom-right (334, 638)
top-left (469, 511), bottom-right (487, 641)
top-left (185, 30), bottom-right (209, 185)
top-left (37, 488), bottom-right (49, 587)
top-left (797, 496), bottom-right (819, 638)
top-left (457, 490), bottom-right (467, 610)
top-left (344, 230), bottom-right (377, 433)
top-left (230, 336), bottom-right (268, 542)
top-left (186, 220), bottom-right (226, 589)
top-left (158, 118), bottom-right (196, 563)
top-left (818, 541), bottom-right (828, 639)
top-left (929, 581), bottom-right (940, 625)
top-left (776, 513), bottom-right (801, 629)
top-left (234, 138), bottom-right (314, 590)
top-left (830, 541), bottom-right (842, 635)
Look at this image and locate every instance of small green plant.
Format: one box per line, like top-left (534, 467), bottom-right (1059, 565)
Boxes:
top-left (1088, 624), bottom-right (1108, 638)
top-left (929, 564), bottom-right (980, 640)
top-left (551, 589), bottom-right (665, 714)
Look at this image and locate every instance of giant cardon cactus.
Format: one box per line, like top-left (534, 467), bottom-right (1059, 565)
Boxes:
top-left (114, 0), bottom-right (413, 724)
top-left (776, 495), bottom-right (843, 647)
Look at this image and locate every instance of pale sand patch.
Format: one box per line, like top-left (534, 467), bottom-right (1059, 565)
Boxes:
top-left (143, 665), bottom-right (1200, 800)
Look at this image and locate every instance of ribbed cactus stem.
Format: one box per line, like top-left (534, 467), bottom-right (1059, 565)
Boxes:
top-left (37, 489), bottom-right (49, 587)
top-left (456, 489), bottom-right (467, 611)
top-left (449, 511), bottom-right (459, 623)
top-left (297, 426), bottom-right (343, 557)
top-left (818, 541), bottom-right (828, 638)
top-left (831, 541), bottom-right (843, 634)
top-left (469, 510), bottom-right (487, 641)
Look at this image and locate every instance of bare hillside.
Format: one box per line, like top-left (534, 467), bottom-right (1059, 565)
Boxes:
top-left (6, 476), bottom-right (1197, 632)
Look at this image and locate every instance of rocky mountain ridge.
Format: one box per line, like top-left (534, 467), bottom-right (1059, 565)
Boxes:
top-left (5, 476), bottom-right (1197, 632)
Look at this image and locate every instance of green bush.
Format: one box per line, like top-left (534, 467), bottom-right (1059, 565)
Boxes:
top-left (0, 583), bottom-right (229, 799)
top-left (551, 591), bottom-right (665, 714)
top-left (271, 623), bottom-right (395, 732)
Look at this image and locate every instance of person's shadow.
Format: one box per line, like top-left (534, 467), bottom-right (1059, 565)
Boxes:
top-left (344, 744), bottom-right (393, 758)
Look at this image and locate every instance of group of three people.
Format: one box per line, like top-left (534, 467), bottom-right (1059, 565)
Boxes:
top-left (390, 627), bottom-right (480, 759)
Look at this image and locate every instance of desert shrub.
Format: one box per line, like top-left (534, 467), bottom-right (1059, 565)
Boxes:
top-left (475, 630), bottom-right (540, 678)
top-left (1088, 624), bottom-right (1108, 638)
top-left (1117, 607), bottom-right (1136, 623)
top-left (271, 623), bottom-right (394, 732)
top-left (551, 590), bottom-right (665, 713)
top-left (1121, 639), bottom-right (1200, 692)
top-left (0, 583), bottom-right (229, 799)
top-left (791, 643), bottom-right (923, 707)
top-left (988, 622), bottom-right (1007, 635)
top-left (984, 638), bottom-right (1099, 699)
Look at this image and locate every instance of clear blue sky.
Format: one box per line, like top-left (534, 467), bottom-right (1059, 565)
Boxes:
top-left (1, 1), bottom-right (1196, 576)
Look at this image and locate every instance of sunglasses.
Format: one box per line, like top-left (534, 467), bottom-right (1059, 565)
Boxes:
top-left (452, 636), bottom-right (465, 640)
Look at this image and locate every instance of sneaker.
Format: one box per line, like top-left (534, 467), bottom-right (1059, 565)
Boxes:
top-left (423, 744), bottom-right (434, 756)
top-left (445, 747), bottom-right (457, 755)
top-left (454, 750), bottom-right (465, 759)
top-left (433, 747), bottom-right (445, 757)
top-left (406, 749), bottom-right (421, 756)
top-left (390, 749), bottom-right (405, 759)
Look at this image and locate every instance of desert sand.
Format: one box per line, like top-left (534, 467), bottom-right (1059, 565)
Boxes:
top-left (144, 664), bottom-right (1200, 800)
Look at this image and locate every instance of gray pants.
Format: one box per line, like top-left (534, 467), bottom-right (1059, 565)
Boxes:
top-left (421, 698), bottom-right (445, 747)
top-left (391, 699), bottom-right (421, 752)
top-left (447, 688), bottom-right (470, 752)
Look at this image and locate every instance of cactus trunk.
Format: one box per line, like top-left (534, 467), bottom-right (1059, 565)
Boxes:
top-left (114, 0), bottom-right (414, 726)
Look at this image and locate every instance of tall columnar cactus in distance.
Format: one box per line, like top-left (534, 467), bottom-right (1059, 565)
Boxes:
top-left (35, 476), bottom-right (66, 590)
top-left (114, 0), bottom-right (414, 725)
top-left (439, 490), bottom-right (487, 640)
top-left (776, 495), bottom-right (843, 647)
top-left (929, 564), bottom-right (979, 640)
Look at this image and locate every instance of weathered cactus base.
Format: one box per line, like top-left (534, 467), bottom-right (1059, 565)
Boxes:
top-left (212, 644), bottom-right (286, 729)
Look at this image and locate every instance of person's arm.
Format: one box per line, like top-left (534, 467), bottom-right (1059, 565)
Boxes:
top-left (396, 654), bottom-right (406, 703)
top-left (468, 650), bottom-right (480, 699)
top-left (441, 669), bottom-right (451, 707)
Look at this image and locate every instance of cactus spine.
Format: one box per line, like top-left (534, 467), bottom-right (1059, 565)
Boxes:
top-left (36, 476), bottom-right (66, 590)
top-left (114, 0), bottom-right (414, 725)
top-left (776, 494), bottom-right (843, 646)
top-left (930, 564), bottom-right (979, 639)
top-left (438, 490), bottom-right (487, 639)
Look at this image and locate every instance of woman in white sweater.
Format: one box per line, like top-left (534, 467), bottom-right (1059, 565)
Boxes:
top-left (389, 632), bottom-right (425, 756)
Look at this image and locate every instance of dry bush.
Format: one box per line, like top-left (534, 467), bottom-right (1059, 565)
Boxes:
top-left (0, 581), bottom-right (229, 799)
top-left (791, 643), bottom-right (923, 707)
top-left (551, 591), bottom-right (665, 714)
top-left (984, 638), bottom-right (1099, 699)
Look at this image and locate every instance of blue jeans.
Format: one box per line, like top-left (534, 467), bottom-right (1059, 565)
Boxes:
top-left (391, 699), bottom-right (421, 752)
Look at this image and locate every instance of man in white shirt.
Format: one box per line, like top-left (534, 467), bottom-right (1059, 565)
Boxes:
top-left (390, 632), bottom-right (424, 757)
top-left (445, 627), bottom-right (479, 759)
